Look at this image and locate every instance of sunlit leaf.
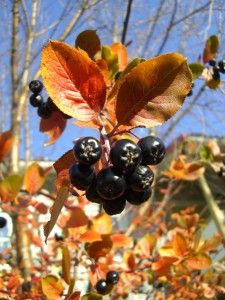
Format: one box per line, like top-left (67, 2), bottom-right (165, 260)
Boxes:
top-left (0, 175), bottom-right (23, 202)
top-left (24, 162), bottom-right (46, 195)
top-left (0, 131), bottom-right (13, 162)
top-left (199, 235), bottom-right (222, 252)
top-left (75, 30), bottom-right (101, 59)
top-left (91, 213), bottom-right (112, 235)
top-left (123, 251), bottom-right (136, 270)
top-left (66, 291), bottom-right (81, 300)
top-left (44, 184), bottom-right (69, 242)
top-left (199, 145), bottom-right (214, 162)
top-left (173, 232), bottom-right (189, 256)
top-left (203, 35), bottom-right (219, 63)
top-left (186, 253), bottom-right (212, 270)
top-left (152, 257), bottom-right (178, 276)
top-left (134, 234), bottom-right (156, 257)
top-left (62, 246), bottom-right (71, 284)
top-left (189, 63), bottom-right (204, 80)
top-left (54, 150), bottom-right (76, 176)
top-left (111, 234), bottom-right (133, 248)
top-left (101, 45), bottom-right (119, 78)
top-left (80, 230), bottom-right (102, 243)
top-left (40, 111), bottom-right (67, 146)
top-left (41, 41), bottom-right (106, 121)
top-left (115, 53), bottom-right (192, 127)
top-left (111, 42), bottom-right (128, 71)
top-left (66, 207), bottom-right (89, 228)
top-left (87, 235), bottom-right (112, 259)
top-left (41, 275), bottom-right (63, 300)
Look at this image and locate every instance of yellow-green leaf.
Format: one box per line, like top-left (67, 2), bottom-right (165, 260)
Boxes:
top-left (101, 45), bottom-right (119, 78)
top-left (203, 35), bottom-right (219, 63)
top-left (189, 63), bottom-right (204, 80)
top-left (81, 293), bottom-right (102, 300)
top-left (41, 275), bottom-right (63, 300)
top-left (0, 175), bottom-right (23, 202)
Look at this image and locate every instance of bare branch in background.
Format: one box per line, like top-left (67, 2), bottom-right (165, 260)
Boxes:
top-left (121, 0), bottom-right (133, 44)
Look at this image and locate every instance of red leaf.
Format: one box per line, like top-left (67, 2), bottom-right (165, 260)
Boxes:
top-left (40, 111), bottom-right (67, 146)
top-left (66, 207), bottom-right (89, 228)
top-left (0, 131), bottom-right (13, 162)
top-left (41, 41), bottom-right (106, 121)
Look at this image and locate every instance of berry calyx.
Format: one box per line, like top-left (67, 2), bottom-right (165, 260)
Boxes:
top-left (138, 136), bottom-right (166, 165)
top-left (29, 94), bottom-right (43, 107)
top-left (96, 167), bottom-right (126, 200)
top-left (0, 216), bottom-right (7, 228)
top-left (85, 180), bottom-right (103, 204)
top-left (95, 279), bottom-right (111, 295)
top-left (103, 197), bottom-right (126, 215)
top-left (73, 137), bottom-right (102, 165)
top-left (218, 60), bottom-right (225, 73)
top-left (110, 139), bottom-right (142, 172)
top-left (37, 103), bottom-right (52, 119)
top-left (29, 80), bottom-right (43, 94)
top-left (69, 163), bottom-right (95, 190)
top-left (106, 271), bottom-right (120, 285)
top-left (126, 165), bottom-right (154, 192)
top-left (125, 188), bottom-right (152, 205)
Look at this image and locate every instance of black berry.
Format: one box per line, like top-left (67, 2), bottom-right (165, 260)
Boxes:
top-left (69, 163), bottom-right (95, 190)
top-left (208, 59), bottom-right (216, 67)
top-left (29, 94), bottom-right (43, 107)
top-left (138, 136), bottom-right (166, 165)
top-left (0, 216), bottom-right (7, 228)
top-left (212, 66), bottom-right (220, 81)
top-left (85, 180), bottom-right (103, 204)
top-left (106, 271), bottom-right (120, 285)
top-left (29, 80), bottom-right (43, 94)
top-left (73, 137), bottom-right (102, 165)
top-left (110, 139), bottom-right (142, 173)
top-left (37, 103), bottom-right (52, 119)
top-left (55, 233), bottom-right (64, 241)
top-left (218, 60), bottom-right (225, 74)
top-left (125, 188), bottom-right (152, 205)
top-left (95, 279), bottom-right (110, 295)
top-left (96, 167), bottom-right (126, 200)
top-left (103, 197), bottom-right (126, 215)
top-left (46, 97), bottom-right (58, 111)
top-left (21, 281), bottom-right (32, 292)
top-left (126, 165), bottom-right (154, 192)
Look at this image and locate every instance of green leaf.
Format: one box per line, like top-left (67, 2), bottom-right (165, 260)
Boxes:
top-left (199, 145), bottom-right (214, 162)
top-left (189, 63), bottom-right (204, 80)
top-left (81, 293), bottom-right (102, 300)
top-left (101, 45), bottom-right (118, 78)
top-left (206, 78), bottom-right (220, 90)
top-left (0, 175), bottom-right (23, 202)
top-left (203, 35), bottom-right (219, 63)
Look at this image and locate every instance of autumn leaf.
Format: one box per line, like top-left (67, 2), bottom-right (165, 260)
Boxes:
top-left (111, 43), bottom-right (128, 71)
top-left (66, 291), bottom-right (81, 300)
top-left (41, 275), bottom-right (64, 300)
top-left (54, 150), bottom-right (76, 176)
top-left (91, 213), bottom-right (112, 235)
top-left (189, 63), bottom-right (204, 80)
top-left (75, 30), bottom-right (101, 59)
top-left (134, 234), bottom-right (156, 257)
top-left (199, 235), bottom-right (222, 252)
top-left (152, 257), bottom-right (178, 276)
top-left (24, 162), bottom-right (46, 195)
top-left (62, 246), bottom-right (71, 284)
top-left (203, 35), bottom-right (219, 63)
top-left (0, 131), bottom-right (13, 162)
top-left (41, 41), bottom-right (106, 121)
top-left (87, 235), bottom-right (113, 259)
top-left (66, 207), bottom-right (89, 228)
top-left (101, 45), bottom-right (119, 78)
top-left (114, 53), bottom-right (192, 127)
top-left (0, 175), bottom-right (23, 202)
top-left (40, 111), bottom-right (67, 146)
top-left (81, 293), bottom-right (102, 300)
top-left (44, 184), bottom-right (69, 242)
top-left (173, 232), bottom-right (189, 256)
top-left (123, 251), bottom-right (136, 270)
top-left (80, 230), bottom-right (102, 243)
top-left (186, 253), bottom-right (212, 270)
top-left (111, 234), bottom-right (133, 248)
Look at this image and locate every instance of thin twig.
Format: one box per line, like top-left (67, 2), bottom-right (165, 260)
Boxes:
top-left (121, 0), bottom-right (133, 44)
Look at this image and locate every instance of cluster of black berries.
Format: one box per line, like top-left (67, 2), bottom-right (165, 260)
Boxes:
top-left (28, 80), bottom-right (71, 119)
top-left (208, 59), bottom-right (225, 81)
top-left (95, 271), bottom-right (119, 295)
top-left (69, 135), bottom-right (165, 215)
top-left (0, 216), bottom-right (7, 228)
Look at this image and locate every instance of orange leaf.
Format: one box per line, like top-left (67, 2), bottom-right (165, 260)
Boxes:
top-left (185, 162), bottom-right (205, 180)
top-left (87, 235), bottom-right (113, 259)
top-left (41, 275), bottom-right (63, 300)
top-left (73, 118), bottom-right (102, 130)
top-left (123, 251), bottom-right (136, 270)
top-left (66, 291), bottom-right (81, 300)
top-left (33, 202), bottom-right (48, 214)
top-left (75, 30), bottom-right (101, 59)
top-left (44, 184), bottom-right (69, 242)
top-left (54, 150), bottom-right (76, 175)
top-left (66, 207), bottom-right (89, 228)
top-left (40, 111), bottom-right (67, 146)
top-left (0, 131), bottom-right (13, 162)
top-left (91, 213), bottom-right (112, 235)
top-left (80, 230), bottom-right (102, 243)
top-left (115, 53), bottom-right (192, 127)
top-left (41, 41), bottom-right (106, 121)
top-left (152, 257), bottom-right (178, 276)
top-left (173, 232), bottom-right (188, 256)
top-left (186, 253), bottom-right (212, 270)
top-left (96, 59), bottom-right (110, 84)
top-left (111, 43), bottom-right (128, 71)
top-left (134, 234), bottom-right (156, 257)
top-left (24, 162), bottom-right (46, 195)
top-left (199, 235), bottom-right (222, 252)
top-left (111, 234), bottom-right (132, 248)
top-left (62, 246), bottom-right (71, 284)
top-left (7, 275), bottom-right (20, 291)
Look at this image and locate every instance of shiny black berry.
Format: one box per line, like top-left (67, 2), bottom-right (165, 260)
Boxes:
top-left (46, 97), bottom-right (58, 111)
top-left (37, 103), bottom-right (52, 119)
top-left (218, 60), bottom-right (225, 73)
top-left (95, 279), bottom-right (110, 295)
top-left (86, 180), bottom-right (103, 204)
top-left (110, 139), bottom-right (142, 173)
top-left (73, 137), bottom-right (102, 165)
top-left (125, 188), bottom-right (152, 205)
top-left (103, 197), bottom-right (126, 215)
top-left (69, 163), bottom-right (95, 190)
top-left (212, 66), bottom-right (220, 81)
top-left (127, 165), bottom-right (154, 192)
top-left (106, 271), bottom-right (120, 285)
top-left (0, 216), bottom-right (7, 228)
top-left (29, 80), bottom-right (43, 94)
top-left (96, 167), bottom-right (126, 200)
top-left (138, 136), bottom-right (166, 165)
top-left (29, 94), bottom-right (43, 107)
top-left (208, 59), bottom-right (216, 67)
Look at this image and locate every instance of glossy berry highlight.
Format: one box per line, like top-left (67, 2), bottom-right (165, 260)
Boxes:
top-left (29, 94), bottom-right (43, 107)
top-left (73, 137), bottom-right (102, 165)
top-left (95, 279), bottom-right (111, 295)
top-left (138, 136), bottom-right (166, 165)
top-left (106, 271), bottom-right (120, 285)
top-left (69, 163), bottom-right (95, 190)
top-left (29, 80), bottom-right (43, 94)
top-left (127, 165), bottom-right (154, 192)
